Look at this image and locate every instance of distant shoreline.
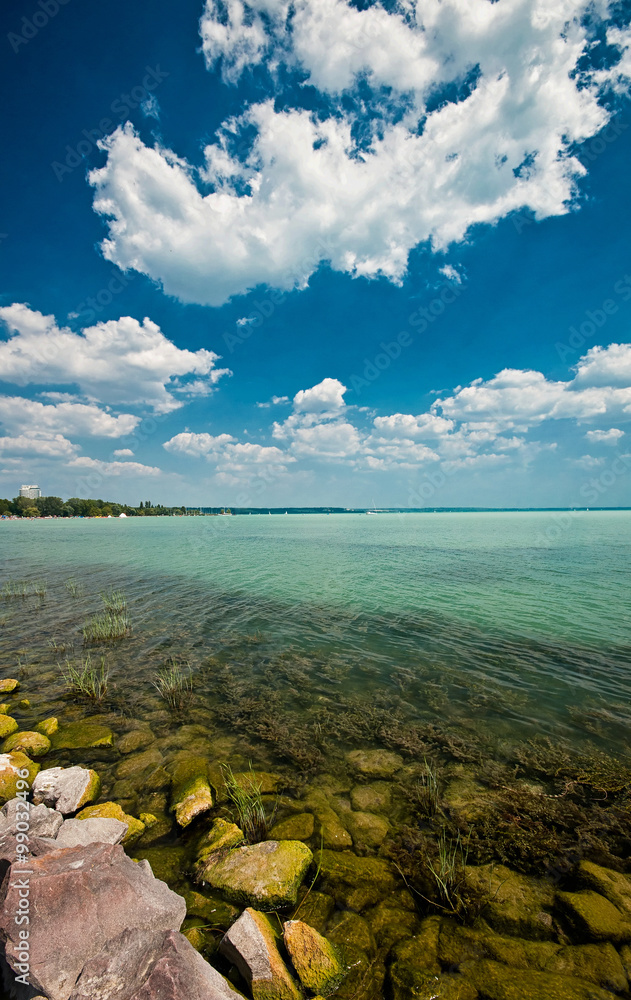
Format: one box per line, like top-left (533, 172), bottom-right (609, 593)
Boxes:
top-left (2, 506), bottom-right (630, 520)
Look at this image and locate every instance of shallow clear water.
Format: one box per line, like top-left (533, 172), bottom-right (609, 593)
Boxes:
top-left (1, 511), bottom-right (630, 752)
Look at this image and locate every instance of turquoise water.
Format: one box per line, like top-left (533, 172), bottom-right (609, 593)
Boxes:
top-left (1, 510), bottom-right (630, 752)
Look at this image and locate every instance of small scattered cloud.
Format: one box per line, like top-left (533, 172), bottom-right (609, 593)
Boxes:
top-left (141, 94), bottom-right (161, 121)
top-left (112, 448), bottom-right (134, 457)
top-left (584, 428), bottom-right (624, 445)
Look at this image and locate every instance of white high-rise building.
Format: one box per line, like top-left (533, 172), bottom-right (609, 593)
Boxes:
top-left (19, 485), bottom-right (41, 499)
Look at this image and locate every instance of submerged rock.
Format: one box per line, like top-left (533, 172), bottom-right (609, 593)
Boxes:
top-left (56, 816), bottom-right (129, 848)
top-left (350, 781), bottom-right (392, 813)
top-left (390, 966), bottom-right (478, 1000)
top-left (77, 801), bottom-right (145, 845)
top-left (577, 860), bottom-right (631, 918)
top-left (0, 750), bottom-right (40, 803)
top-left (0, 797), bottom-right (63, 839)
top-left (269, 812), bottom-right (315, 841)
top-left (546, 942), bottom-right (628, 993)
top-left (284, 919), bottom-right (344, 995)
top-left (200, 817), bottom-right (245, 857)
top-left (316, 849), bottom-right (399, 910)
top-left (365, 901), bottom-right (420, 949)
top-left (346, 749), bottom-right (403, 778)
top-left (0, 678), bottom-right (19, 694)
top-left (185, 889), bottom-right (240, 929)
top-left (201, 840), bottom-right (312, 910)
top-left (220, 907), bottom-right (301, 1000)
top-left (52, 719), bottom-right (114, 749)
top-left (391, 918), bottom-right (442, 979)
top-left (116, 748), bottom-right (163, 780)
top-left (327, 911), bottom-right (376, 954)
top-left (36, 716), bottom-right (59, 736)
top-left (466, 959), bottom-right (614, 1000)
top-left (0, 714), bottom-right (18, 739)
top-left (33, 765), bottom-right (101, 814)
top-left (1, 729), bottom-right (51, 757)
top-left (437, 919), bottom-right (560, 971)
top-left (169, 755), bottom-right (214, 828)
top-left (132, 845), bottom-right (187, 887)
top-left (0, 841), bottom-right (186, 1000)
top-left (117, 728), bottom-right (155, 754)
top-left (556, 889), bottom-right (631, 943)
top-left (465, 864), bottom-right (555, 940)
top-left (302, 789), bottom-right (352, 849)
top-left (293, 890), bottom-right (335, 934)
top-left (345, 809), bottom-right (390, 849)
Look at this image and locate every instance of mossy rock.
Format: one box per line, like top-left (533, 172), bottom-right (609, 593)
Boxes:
top-left (437, 920), bottom-right (560, 972)
top-left (52, 720), bottom-right (114, 750)
top-left (76, 801), bottom-right (145, 846)
top-left (327, 911), bottom-right (376, 954)
top-left (221, 908), bottom-right (302, 1000)
top-left (0, 703), bottom-right (11, 715)
top-left (316, 849), bottom-right (399, 910)
top-left (365, 901), bottom-right (420, 949)
top-left (2, 731), bottom-right (51, 758)
top-left (346, 749), bottom-right (403, 777)
top-left (391, 919), bottom-right (442, 978)
top-left (0, 751), bottom-right (40, 802)
top-left (577, 860), bottom-right (631, 918)
top-left (302, 789), bottom-right (352, 849)
top-left (350, 781), bottom-right (392, 813)
top-left (332, 944), bottom-right (386, 1000)
top-left (117, 729), bottom-right (155, 754)
top-left (546, 942), bottom-right (627, 993)
top-left (0, 715), bottom-right (18, 740)
top-left (197, 818), bottom-right (244, 868)
top-left (184, 889), bottom-right (240, 929)
top-left (18, 699), bottom-right (30, 710)
top-left (269, 812), bottom-right (315, 841)
top-left (139, 812), bottom-right (158, 827)
top-left (465, 865), bottom-right (555, 940)
top-left (466, 959), bottom-right (614, 1000)
top-left (0, 679), bottom-right (19, 694)
top-left (200, 840), bottom-right (313, 910)
top-left (169, 755), bottom-right (214, 828)
top-left (35, 717), bottom-right (58, 737)
top-left (556, 889), bottom-right (631, 944)
top-left (390, 966), bottom-right (478, 1000)
top-left (284, 919), bottom-right (345, 995)
top-left (132, 845), bottom-right (187, 888)
top-left (116, 748), bottom-right (163, 780)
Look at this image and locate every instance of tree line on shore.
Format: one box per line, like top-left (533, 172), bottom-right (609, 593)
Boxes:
top-left (0, 496), bottom-right (187, 518)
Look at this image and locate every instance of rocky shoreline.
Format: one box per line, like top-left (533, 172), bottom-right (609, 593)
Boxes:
top-left (1, 675), bottom-right (631, 999)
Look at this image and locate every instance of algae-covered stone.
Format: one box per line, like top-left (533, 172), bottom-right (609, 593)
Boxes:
top-left (391, 919), bottom-right (442, 979)
top-left (345, 810), bottom-right (389, 849)
top-left (35, 717), bottom-right (58, 737)
top-left (169, 755), bottom-right (214, 828)
top-left (316, 849), bottom-right (399, 910)
top-left (577, 860), bottom-right (631, 918)
top-left (390, 966), bottom-right (478, 1000)
top-left (327, 912), bottom-right (375, 954)
top-left (221, 907), bottom-right (301, 1000)
top-left (556, 889), bottom-right (631, 943)
top-left (0, 703), bottom-right (10, 715)
top-left (52, 720), bottom-right (114, 749)
top-left (139, 812), bottom-right (158, 827)
top-left (302, 789), bottom-right (352, 849)
top-left (0, 715), bottom-right (18, 740)
top-left (116, 748), bottom-right (163, 780)
top-left (270, 812), bottom-right (315, 841)
top-left (346, 749), bottom-right (403, 777)
top-left (18, 699), bottom-right (30, 710)
top-left (2, 730), bottom-right (51, 757)
top-left (117, 729), bottom-right (154, 754)
top-left (350, 781), bottom-right (392, 813)
top-left (467, 959), bottom-right (613, 1000)
top-left (0, 751), bottom-right (40, 802)
top-left (204, 817), bottom-right (245, 854)
top-left (201, 840), bottom-right (312, 910)
top-left (365, 901), bottom-right (420, 949)
top-left (77, 801), bottom-right (145, 846)
top-left (293, 891), bottom-right (335, 934)
top-left (32, 765), bottom-right (101, 814)
top-left (131, 845), bottom-right (186, 887)
top-left (465, 864), bottom-right (555, 940)
top-left (546, 942), bottom-right (627, 993)
top-left (0, 679), bottom-right (19, 694)
top-left (284, 919), bottom-right (344, 995)
top-left (332, 944), bottom-right (386, 1000)
top-left (437, 920), bottom-right (559, 972)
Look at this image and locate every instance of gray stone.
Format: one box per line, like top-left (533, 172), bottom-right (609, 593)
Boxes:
top-left (1, 798), bottom-right (63, 839)
top-left (69, 927), bottom-right (243, 1000)
top-left (346, 749), bottom-right (403, 777)
top-left (55, 817), bottom-right (128, 848)
top-left (32, 765), bottom-right (101, 815)
top-left (220, 908), bottom-right (301, 1000)
top-left (0, 841), bottom-right (186, 1000)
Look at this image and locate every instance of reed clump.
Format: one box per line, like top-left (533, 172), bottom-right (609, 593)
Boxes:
top-left (65, 578), bottom-right (84, 597)
top-left (222, 763), bottom-right (270, 843)
top-left (83, 611), bottom-right (131, 643)
top-left (152, 657), bottom-right (193, 713)
top-left (61, 654), bottom-right (109, 703)
top-left (1, 579), bottom-right (46, 599)
top-left (100, 588), bottom-right (127, 614)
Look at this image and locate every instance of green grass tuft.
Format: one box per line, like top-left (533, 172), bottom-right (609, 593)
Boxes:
top-left (152, 658), bottom-right (193, 713)
top-left (222, 763), bottom-right (271, 843)
top-left (83, 611), bottom-right (131, 643)
top-left (61, 653), bottom-right (109, 703)
top-left (100, 588), bottom-right (127, 614)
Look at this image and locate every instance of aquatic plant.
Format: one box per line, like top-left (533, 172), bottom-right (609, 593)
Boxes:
top-left (82, 611), bottom-right (131, 643)
top-left (48, 638), bottom-right (68, 655)
top-left (152, 658), bottom-right (193, 713)
top-left (100, 588), bottom-right (127, 614)
top-left (415, 758), bottom-right (441, 817)
top-left (221, 764), bottom-right (270, 843)
top-left (1, 579), bottom-right (46, 599)
top-left (425, 828), bottom-right (472, 918)
top-left (65, 578), bottom-right (84, 598)
top-left (60, 654), bottom-right (109, 703)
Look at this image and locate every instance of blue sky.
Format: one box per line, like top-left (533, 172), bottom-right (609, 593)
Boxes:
top-left (1, 0), bottom-right (631, 507)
